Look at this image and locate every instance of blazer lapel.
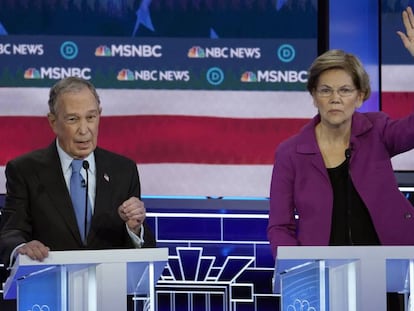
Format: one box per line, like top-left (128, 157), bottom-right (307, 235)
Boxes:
top-left (296, 116), bottom-right (328, 179)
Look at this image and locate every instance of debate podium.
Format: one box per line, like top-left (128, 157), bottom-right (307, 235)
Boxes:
top-left (274, 246), bottom-right (414, 311)
top-left (2, 248), bottom-right (168, 311)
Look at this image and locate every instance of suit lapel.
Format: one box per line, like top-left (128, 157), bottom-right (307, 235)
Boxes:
top-left (87, 148), bottom-right (113, 242)
top-left (94, 148), bottom-right (113, 211)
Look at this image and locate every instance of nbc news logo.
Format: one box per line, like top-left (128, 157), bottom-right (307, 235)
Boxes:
top-left (188, 46), bottom-right (260, 59)
top-left (116, 69), bottom-right (190, 82)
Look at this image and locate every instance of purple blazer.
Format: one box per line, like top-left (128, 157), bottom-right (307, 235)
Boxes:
top-left (267, 112), bottom-right (414, 258)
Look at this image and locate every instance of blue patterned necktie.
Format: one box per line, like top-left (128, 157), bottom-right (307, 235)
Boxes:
top-left (70, 159), bottom-right (91, 243)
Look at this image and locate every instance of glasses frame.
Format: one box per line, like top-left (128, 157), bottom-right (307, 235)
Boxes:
top-left (315, 87), bottom-right (357, 98)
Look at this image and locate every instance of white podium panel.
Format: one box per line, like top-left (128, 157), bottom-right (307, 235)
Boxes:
top-left (274, 246), bottom-right (414, 311)
top-left (2, 248), bottom-right (168, 311)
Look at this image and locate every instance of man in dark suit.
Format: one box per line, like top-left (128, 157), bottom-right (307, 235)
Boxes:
top-left (0, 76), bottom-right (156, 266)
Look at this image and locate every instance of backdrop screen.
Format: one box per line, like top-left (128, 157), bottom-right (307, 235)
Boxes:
top-left (381, 0), bottom-right (414, 172)
top-left (0, 0), bottom-right (318, 197)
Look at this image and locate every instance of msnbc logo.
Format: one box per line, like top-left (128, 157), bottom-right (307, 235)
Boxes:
top-left (95, 45), bottom-right (112, 57)
top-left (24, 67), bottom-right (91, 80)
top-left (188, 46), bottom-right (205, 58)
top-left (24, 68), bottom-right (41, 79)
top-left (117, 69), bottom-right (134, 81)
top-left (241, 71), bottom-right (257, 82)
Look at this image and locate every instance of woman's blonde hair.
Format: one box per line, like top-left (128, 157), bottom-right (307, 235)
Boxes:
top-left (306, 49), bottom-right (371, 101)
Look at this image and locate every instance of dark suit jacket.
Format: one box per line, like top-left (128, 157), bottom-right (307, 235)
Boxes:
top-left (0, 142), bottom-right (156, 265)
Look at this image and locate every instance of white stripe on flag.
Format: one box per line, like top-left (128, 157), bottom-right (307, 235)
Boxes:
top-left (0, 164), bottom-right (273, 197)
top-left (381, 65), bottom-right (414, 92)
top-left (0, 88), bottom-right (315, 118)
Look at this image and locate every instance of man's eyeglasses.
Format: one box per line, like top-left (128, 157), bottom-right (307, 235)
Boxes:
top-left (315, 87), bottom-right (356, 98)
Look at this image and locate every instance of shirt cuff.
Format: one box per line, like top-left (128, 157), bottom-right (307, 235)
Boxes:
top-left (126, 224), bottom-right (145, 248)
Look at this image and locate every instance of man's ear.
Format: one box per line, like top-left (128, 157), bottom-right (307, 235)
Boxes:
top-left (47, 113), bottom-right (58, 134)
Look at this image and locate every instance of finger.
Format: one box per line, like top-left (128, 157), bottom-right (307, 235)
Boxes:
top-left (29, 246), bottom-right (49, 261)
top-left (119, 207), bottom-right (144, 223)
top-left (123, 212), bottom-right (145, 223)
top-left (125, 210), bottom-right (145, 221)
top-left (122, 197), bottom-right (140, 207)
top-left (124, 203), bottom-right (145, 216)
top-left (22, 247), bottom-right (38, 260)
top-left (31, 248), bottom-right (49, 261)
top-left (21, 241), bottom-right (50, 261)
top-left (127, 212), bottom-right (145, 221)
top-left (408, 7), bottom-right (414, 25)
top-left (118, 205), bottom-right (129, 221)
top-left (397, 31), bottom-right (411, 48)
top-left (403, 8), bottom-right (414, 34)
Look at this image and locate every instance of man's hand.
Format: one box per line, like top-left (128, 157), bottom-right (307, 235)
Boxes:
top-left (397, 6), bottom-right (414, 57)
top-left (17, 240), bottom-right (50, 261)
top-left (118, 197), bottom-right (146, 235)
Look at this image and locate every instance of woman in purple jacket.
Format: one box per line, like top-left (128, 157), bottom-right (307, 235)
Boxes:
top-left (268, 7), bottom-right (414, 259)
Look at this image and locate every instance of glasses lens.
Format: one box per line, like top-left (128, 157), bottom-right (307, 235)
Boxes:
top-left (317, 88), bottom-right (355, 97)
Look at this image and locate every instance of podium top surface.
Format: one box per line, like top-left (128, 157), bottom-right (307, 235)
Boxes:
top-left (14, 247), bottom-right (168, 267)
top-left (3, 248), bottom-right (169, 300)
top-left (274, 246), bottom-right (414, 295)
top-left (276, 245), bottom-right (414, 260)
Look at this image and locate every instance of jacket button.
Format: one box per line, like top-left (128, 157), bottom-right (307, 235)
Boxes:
top-left (404, 213), bottom-right (412, 219)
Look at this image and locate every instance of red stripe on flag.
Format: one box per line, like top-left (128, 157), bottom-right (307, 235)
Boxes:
top-left (0, 116), bottom-right (309, 165)
top-left (381, 92), bottom-right (414, 119)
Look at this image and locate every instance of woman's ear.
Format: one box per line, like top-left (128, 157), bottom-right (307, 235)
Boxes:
top-left (311, 92), bottom-right (319, 108)
top-left (356, 92), bottom-right (365, 108)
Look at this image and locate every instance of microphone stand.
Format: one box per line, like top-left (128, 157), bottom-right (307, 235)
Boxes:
top-left (345, 148), bottom-right (353, 245)
top-left (82, 160), bottom-right (90, 246)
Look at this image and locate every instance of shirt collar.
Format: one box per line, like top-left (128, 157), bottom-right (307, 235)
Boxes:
top-left (55, 139), bottom-right (96, 175)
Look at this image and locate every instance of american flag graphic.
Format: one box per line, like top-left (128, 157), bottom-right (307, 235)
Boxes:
top-left (0, 88), bottom-right (314, 197)
top-left (1, 1), bottom-right (413, 197)
top-left (1, 62), bottom-right (414, 197)
top-left (0, 0), bottom-right (319, 197)
top-left (382, 65), bottom-right (414, 171)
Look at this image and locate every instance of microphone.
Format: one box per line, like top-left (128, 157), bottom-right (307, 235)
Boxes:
top-left (345, 148), bottom-right (352, 160)
top-left (82, 160), bottom-right (89, 245)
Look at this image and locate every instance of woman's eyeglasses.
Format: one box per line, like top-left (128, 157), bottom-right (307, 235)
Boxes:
top-left (315, 87), bottom-right (356, 97)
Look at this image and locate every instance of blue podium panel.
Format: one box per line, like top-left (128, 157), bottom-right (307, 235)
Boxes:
top-left (18, 267), bottom-right (64, 311)
top-left (280, 261), bottom-right (329, 311)
top-left (275, 246), bottom-right (414, 311)
top-left (3, 249), bottom-right (168, 311)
